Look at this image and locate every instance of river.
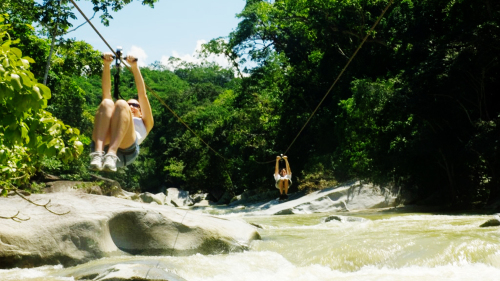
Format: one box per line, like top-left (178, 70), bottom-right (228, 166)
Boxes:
top-left (1, 209), bottom-right (500, 280)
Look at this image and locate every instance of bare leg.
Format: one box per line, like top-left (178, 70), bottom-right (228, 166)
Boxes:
top-left (92, 99), bottom-right (114, 151)
top-left (107, 100), bottom-right (136, 155)
top-left (93, 54), bottom-right (114, 152)
top-left (279, 180), bottom-right (284, 195)
top-left (284, 180), bottom-right (289, 195)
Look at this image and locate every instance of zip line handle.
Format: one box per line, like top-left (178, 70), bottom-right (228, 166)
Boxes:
top-left (100, 55), bottom-right (138, 62)
top-left (101, 55), bottom-right (137, 61)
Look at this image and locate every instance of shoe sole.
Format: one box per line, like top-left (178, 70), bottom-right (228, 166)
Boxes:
top-left (89, 164), bottom-right (102, 171)
top-left (102, 165), bottom-right (117, 172)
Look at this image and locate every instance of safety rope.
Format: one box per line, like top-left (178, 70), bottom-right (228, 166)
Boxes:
top-left (255, 0), bottom-right (395, 164)
top-left (69, 0), bottom-right (228, 161)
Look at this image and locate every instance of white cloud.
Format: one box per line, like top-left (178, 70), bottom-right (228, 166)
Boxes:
top-left (126, 46), bottom-right (148, 67)
top-left (160, 39), bottom-right (233, 71)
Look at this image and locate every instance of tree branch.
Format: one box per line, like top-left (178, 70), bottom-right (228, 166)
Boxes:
top-left (1, 180), bottom-right (71, 221)
top-left (0, 211), bottom-right (30, 223)
top-left (65, 11), bottom-right (97, 34)
top-left (14, 189), bottom-right (70, 216)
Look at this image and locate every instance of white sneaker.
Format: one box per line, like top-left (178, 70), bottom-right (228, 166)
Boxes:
top-left (102, 153), bottom-right (120, 172)
top-left (89, 152), bottom-right (104, 171)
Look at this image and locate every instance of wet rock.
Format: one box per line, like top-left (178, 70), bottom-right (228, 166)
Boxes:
top-left (480, 217), bottom-right (500, 227)
top-left (274, 208), bottom-right (294, 215)
top-left (62, 260), bottom-right (187, 281)
top-left (323, 215), bottom-right (368, 223)
top-left (325, 215), bottom-right (342, 222)
top-left (250, 223), bottom-right (263, 229)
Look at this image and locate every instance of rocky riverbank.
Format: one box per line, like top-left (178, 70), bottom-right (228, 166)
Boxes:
top-left (0, 188), bottom-right (260, 269)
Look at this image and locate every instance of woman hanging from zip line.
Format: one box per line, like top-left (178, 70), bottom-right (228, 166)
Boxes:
top-left (274, 155), bottom-right (292, 200)
top-left (89, 53), bottom-right (154, 172)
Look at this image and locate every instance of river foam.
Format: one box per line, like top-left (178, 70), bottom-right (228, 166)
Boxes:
top-left (156, 251), bottom-right (500, 281)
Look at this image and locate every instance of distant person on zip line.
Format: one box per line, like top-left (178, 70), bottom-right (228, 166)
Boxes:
top-left (274, 155), bottom-right (292, 200)
top-left (89, 53), bottom-right (154, 172)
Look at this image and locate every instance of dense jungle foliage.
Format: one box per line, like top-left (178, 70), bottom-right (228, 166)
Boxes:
top-left (1, 0), bottom-right (499, 207)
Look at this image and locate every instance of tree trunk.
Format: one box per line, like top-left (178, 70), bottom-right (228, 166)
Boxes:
top-left (43, 31), bottom-right (57, 85)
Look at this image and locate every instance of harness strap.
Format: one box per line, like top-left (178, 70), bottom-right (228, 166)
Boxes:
top-left (114, 48), bottom-right (123, 100)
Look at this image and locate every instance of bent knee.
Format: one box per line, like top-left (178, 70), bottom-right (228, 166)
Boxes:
top-left (100, 98), bottom-right (115, 108)
top-left (114, 99), bottom-right (129, 109)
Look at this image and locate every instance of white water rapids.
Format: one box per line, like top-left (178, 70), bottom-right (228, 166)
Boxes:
top-left (1, 210), bottom-right (500, 280)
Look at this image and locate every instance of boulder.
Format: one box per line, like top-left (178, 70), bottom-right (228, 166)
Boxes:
top-left (140, 192), bottom-right (166, 205)
top-left (165, 188), bottom-right (193, 207)
top-left (480, 217), bottom-right (500, 227)
top-left (0, 192), bottom-right (260, 269)
top-left (274, 208), bottom-right (294, 215)
top-left (111, 188), bottom-right (141, 201)
top-left (323, 215), bottom-right (368, 223)
top-left (191, 193), bottom-right (208, 204)
top-left (249, 181), bottom-right (397, 216)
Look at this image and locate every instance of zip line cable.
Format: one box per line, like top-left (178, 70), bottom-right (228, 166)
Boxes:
top-left (282, 0), bottom-right (394, 156)
top-left (69, 0), bottom-right (228, 161)
top-left (69, 2), bottom-right (219, 254)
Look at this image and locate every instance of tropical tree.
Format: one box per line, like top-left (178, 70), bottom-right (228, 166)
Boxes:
top-left (0, 14), bottom-right (83, 193)
top-left (204, 0), bottom-right (500, 206)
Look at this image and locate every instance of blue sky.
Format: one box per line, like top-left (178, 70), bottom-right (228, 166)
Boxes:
top-left (65, 0), bottom-right (247, 67)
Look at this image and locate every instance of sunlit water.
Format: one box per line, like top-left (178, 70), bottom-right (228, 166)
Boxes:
top-left (2, 210), bottom-right (500, 280)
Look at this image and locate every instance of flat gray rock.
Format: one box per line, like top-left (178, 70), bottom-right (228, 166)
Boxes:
top-left (0, 192), bottom-right (260, 269)
top-left (248, 181), bottom-right (397, 216)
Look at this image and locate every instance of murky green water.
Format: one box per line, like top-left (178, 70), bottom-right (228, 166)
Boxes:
top-left (2, 210), bottom-right (500, 280)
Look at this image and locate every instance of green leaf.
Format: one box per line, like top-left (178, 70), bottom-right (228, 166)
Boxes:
top-left (19, 73), bottom-right (33, 88)
top-left (22, 56), bottom-right (35, 63)
top-left (74, 140), bottom-right (83, 154)
top-left (20, 122), bottom-right (29, 143)
top-left (10, 48), bottom-right (22, 58)
top-left (20, 59), bottom-right (30, 69)
top-left (46, 138), bottom-right (58, 148)
top-left (36, 83), bottom-right (51, 99)
top-left (10, 73), bottom-right (22, 91)
top-left (2, 57), bottom-right (9, 68)
top-left (32, 86), bottom-right (42, 100)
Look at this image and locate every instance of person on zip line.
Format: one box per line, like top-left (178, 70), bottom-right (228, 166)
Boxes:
top-left (274, 155), bottom-right (292, 200)
top-left (89, 53), bottom-right (154, 172)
